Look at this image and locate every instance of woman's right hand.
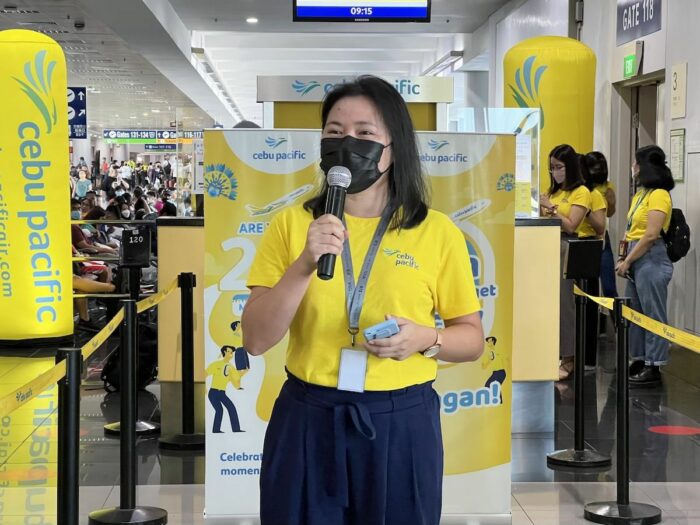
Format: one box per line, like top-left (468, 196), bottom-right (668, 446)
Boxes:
top-left (297, 214), bottom-right (348, 275)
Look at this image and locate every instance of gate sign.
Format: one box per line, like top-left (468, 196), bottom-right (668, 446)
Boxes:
top-left (616, 0), bottom-right (662, 46)
top-left (67, 86), bottom-right (87, 139)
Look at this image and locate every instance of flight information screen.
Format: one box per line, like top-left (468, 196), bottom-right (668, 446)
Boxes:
top-left (293, 0), bottom-right (431, 23)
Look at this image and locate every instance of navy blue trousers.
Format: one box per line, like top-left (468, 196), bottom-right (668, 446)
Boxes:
top-left (260, 373), bottom-right (443, 525)
top-left (208, 388), bottom-right (241, 433)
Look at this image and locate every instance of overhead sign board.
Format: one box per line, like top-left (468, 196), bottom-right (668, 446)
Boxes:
top-left (616, 0), bottom-right (662, 46)
top-left (102, 129), bottom-right (203, 144)
top-left (257, 75), bottom-right (454, 103)
top-left (67, 86), bottom-right (86, 139)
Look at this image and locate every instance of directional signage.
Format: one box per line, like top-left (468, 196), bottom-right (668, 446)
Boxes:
top-left (102, 129), bottom-right (204, 144)
top-left (67, 87), bottom-right (87, 139)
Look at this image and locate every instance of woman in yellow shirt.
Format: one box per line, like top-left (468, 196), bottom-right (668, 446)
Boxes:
top-left (242, 76), bottom-right (484, 525)
top-left (540, 144), bottom-right (591, 380)
top-left (584, 152), bottom-right (618, 299)
top-left (616, 145), bottom-right (674, 386)
top-left (578, 154), bottom-right (608, 369)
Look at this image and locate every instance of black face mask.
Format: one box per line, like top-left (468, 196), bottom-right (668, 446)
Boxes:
top-left (320, 136), bottom-right (391, 194)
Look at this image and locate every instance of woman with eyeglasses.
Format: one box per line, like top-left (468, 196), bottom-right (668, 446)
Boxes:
top-left (540, 144), bottom-right (592, 381)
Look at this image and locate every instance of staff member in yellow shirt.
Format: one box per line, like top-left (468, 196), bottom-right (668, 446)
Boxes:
top-left (242, 76), bottom-right (484, 525)
top-left (540, 144), bottom-right (591, 380)
top-left (578, 154), bottom-right (608, 369)
top-left (616, 145), bottom-right (674, 386)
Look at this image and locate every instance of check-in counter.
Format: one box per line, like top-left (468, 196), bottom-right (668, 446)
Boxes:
top-left (512, 217), bottom-right (561, 433)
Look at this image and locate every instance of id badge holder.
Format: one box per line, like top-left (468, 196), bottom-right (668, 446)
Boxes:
top-left (618, 240), bottom-right (629, 258)
top-left (337, 329), bottom-right (367, 393)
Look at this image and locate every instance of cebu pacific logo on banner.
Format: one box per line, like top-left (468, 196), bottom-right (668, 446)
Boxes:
top-left (14, 50), bottom-right (58, 134)
top-left (204, 164), bottom-right (238, 200)
top-left (419, 138), bottom-right (469, 168)
top-left (252, 136), bottom-right (306, 162)
top-left (508, 55), bottom-right (547, 129)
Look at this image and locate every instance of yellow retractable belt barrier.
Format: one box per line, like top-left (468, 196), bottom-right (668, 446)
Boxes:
top-left (573, 285), bottom-right (700, 354)
top-left (81, 307), bottom-right (124, 360)
top-left (573, 285), bottom-right (614, 312)
top-left (0, 277), bottom-right (182, 419)
top-left (136, 277), bottom-right (178, 314)
top-left (621, 306), bottom-right (700, 354)
top-left (0, 359), bottom-right (65, 419)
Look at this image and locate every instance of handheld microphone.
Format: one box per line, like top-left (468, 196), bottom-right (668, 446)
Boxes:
top-left (317, 166), bottom-right (351, 280)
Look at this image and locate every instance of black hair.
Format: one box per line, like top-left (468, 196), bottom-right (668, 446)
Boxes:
top-left (70, 198), bottom-right (80, 208)
top-left (160, 201), bottom-right (177, 217)
top-left (584, 151), bottom-right (608, 186)
top-left (303, 75), bottom-right (428, 230)
top-left (133, 187), bottom-right (143, 198)
top-left (578, 154), bottom-right (596, 191)
top-left (485, 336), bottom-right (497, 344)
top-left (635, 145), bottom-right (675, 191)
top-left (548, 144), bottom-right (583, 194)
top-left (84, 207), bottom-right (106, 220)
top-left (220, 345), bottom-right (235, 357)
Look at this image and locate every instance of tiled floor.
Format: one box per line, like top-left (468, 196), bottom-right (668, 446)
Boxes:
top-left (2, 323), bottom-right (699, 524)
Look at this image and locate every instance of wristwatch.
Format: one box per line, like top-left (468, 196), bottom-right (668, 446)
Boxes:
top-left (422, 329), bottom-right (443, 358)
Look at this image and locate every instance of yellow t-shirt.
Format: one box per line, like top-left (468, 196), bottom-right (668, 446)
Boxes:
top-left (247, 205), bottom-right (481, 391)
top-left (577, 188), bottom-right (607, 238)
top-left (206, 359), bottom-right (242, 390)
top-left (548, 185), bottom-right (591, 234)
top-left (626, 189), bottom-right (672, 241)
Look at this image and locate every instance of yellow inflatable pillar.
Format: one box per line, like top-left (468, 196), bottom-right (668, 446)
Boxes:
top-left (504, 36), bottom-right (596, 196)
top-left (0, 30), bottom-right (72, 345)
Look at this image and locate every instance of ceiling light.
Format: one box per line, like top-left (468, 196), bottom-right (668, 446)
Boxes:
top-left (143, 112), bottom-right (148, 116)
top-left (129, 116), bottom-right (137, 119)
top-left (246, 17), bottom-right (258, 24)
top-left (151, 109), bottom-right (160, 113)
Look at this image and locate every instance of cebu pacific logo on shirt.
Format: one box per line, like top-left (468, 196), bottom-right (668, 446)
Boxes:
top-left (383, 248), bottom-right (419, 270)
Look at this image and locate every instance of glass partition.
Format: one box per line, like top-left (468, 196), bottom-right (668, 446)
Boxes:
top-left (452, 108), bottom-right (540, 218)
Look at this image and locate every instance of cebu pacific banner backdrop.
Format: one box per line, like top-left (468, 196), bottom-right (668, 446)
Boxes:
top-left (204, 129), bottom-right (515, 518)
top-left (0, 30), bottom-right (72, 343)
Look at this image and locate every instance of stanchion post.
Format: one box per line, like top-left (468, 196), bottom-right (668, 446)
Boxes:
top-left (57, 348), bottom-right (81, 525)
top-left (574, 279), bottom-right (586, 452)
top-left (180, 272), bottom-right (195, 434)
top-left (89, 300), bottom-right (168, 525)
top-left (547, 280), bottom-right (611, 470)
top-left (584, 298), bottom-right (662, 524)
top-left (159, 272), bottom-right (205, 450)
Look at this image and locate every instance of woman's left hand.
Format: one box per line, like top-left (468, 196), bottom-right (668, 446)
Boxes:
top-left (363, 315), bottom-right (435, 361)
top-left (615, 258), bottom-right (631, 277)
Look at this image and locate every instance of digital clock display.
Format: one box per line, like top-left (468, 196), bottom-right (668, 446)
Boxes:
top-left (293, 1), bottom-right (431, 23)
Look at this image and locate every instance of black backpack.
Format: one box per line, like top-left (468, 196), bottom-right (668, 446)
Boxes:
top-left (662, 208), bottom-right (691, 262)
top-left (102, 322), bottom-right (158, 392)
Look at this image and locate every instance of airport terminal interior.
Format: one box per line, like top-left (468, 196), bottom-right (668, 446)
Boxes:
top-left (1, 1), bottom-right (700, 524)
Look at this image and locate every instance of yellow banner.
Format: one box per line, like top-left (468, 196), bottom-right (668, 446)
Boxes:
top-left (0, 361), bottom-right (64, 419)
top-left (573, 284), bottom-right (614, 311)
top-left (622, 306), bottom-right (700, 353)
top-left (0, 30), bottom-right (73, 342)
top-left (136, 277), bottom-right (178, 313)
top-left (203, 129), bottom-right (515, 516)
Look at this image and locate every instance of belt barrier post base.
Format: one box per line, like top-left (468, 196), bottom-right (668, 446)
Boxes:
top-left (546, 448), bottom-right (612, 470)
top-left (104, 420), bottom-right (160, 437)
top-left (88, 507), bottom-right (168, 525)
top-left (158, 432), bottom-right (206, 451)
top-left (583, 502), bottom-right (662, 525)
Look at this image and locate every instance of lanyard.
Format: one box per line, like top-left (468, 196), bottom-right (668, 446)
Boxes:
top-left (626, 189), bottom-right (650, 232)
top-left (340, 209), bottom-right (391, 346)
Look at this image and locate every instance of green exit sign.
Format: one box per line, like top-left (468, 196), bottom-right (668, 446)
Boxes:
top-left (624, 54), bottom-right (636, 78)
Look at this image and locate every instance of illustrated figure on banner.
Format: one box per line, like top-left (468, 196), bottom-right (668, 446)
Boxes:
top-left (205, 321), bottom-right (250, 433)
top-left (482, 336), bottom-right (506, 403)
